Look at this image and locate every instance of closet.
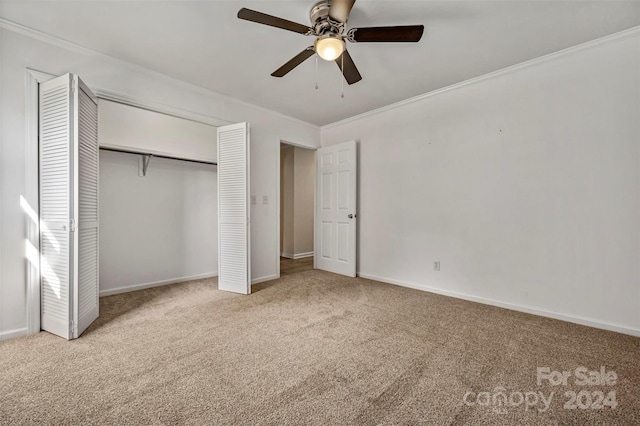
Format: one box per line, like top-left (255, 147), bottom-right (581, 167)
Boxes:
top-left (98, 99), bottom-right (219, 297)
top-left (38, 73), bottom-right (250, 340)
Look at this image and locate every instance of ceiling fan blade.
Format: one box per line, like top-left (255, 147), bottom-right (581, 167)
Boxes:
top-left (349, 25), bottom-right (424, 42)
top-left (271, 47), bottom-right (316, 77)
top-left (238, 8), bottom-right (311, 35)
top-left (328, 0), bottom-right (356, 23)
top-left (335, 50), bottom-right (362, 85)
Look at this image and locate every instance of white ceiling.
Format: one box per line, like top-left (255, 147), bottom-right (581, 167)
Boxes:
top-left (2, 1), bottom-right (639, 126)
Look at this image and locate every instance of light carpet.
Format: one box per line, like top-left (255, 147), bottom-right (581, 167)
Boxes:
top-left (1, 270), bottom-right (638, 425)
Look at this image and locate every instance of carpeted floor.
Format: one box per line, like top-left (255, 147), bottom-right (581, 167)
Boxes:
top-left (1, 270), bottom-right (638, 425)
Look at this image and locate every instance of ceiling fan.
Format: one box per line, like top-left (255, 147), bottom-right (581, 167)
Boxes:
top-left (237, 0), bottom-right (424, 85)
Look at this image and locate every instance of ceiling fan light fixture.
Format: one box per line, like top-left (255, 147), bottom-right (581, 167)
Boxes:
top-left (314, 34), bottom-right (345, 61)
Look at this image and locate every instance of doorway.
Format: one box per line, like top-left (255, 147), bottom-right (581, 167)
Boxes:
top-left (279, 142), bottom-right (315, 276)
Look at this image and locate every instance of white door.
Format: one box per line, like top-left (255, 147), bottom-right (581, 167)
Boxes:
top-left (315, 140), bottom-right (357, 277)
top-left (40, 74), bottom-right (99, 339)
top-left (217, 122), bottom-right (251, 294)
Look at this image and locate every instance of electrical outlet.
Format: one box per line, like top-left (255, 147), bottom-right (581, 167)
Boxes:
top-left (263, 195), bottom-right (268, 204)
top-left (251, 195), bottom-right (256, 205)
top-left (433, 261), bottom-right (440, 271)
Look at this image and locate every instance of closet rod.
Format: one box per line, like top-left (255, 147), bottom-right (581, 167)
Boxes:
top-left (99, 146), bottom-right (217, 166)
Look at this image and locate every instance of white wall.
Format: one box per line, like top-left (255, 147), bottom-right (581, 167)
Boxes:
top-left (99, 99), bottom-right (218, 163)
top-left (3, 18), bottom-right (636, 340)
top-left (0, 25), bottom-right (320, 339)
top-left (280, 146), bottom-right (294, 256)
top-left (293, 147), bottom-right (315, 256)
top-left (321, 30), bottom-right (640, 335)
top-left (99, 150), bottom-right (217, 295)
top-left (280, 145), bottom-right (315, 258)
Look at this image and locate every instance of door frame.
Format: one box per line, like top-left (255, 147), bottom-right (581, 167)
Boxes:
top-left (276, 139), bottom-right (318, 278)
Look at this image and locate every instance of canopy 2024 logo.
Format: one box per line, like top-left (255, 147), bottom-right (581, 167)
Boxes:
top-left (462, 366), bottom-right (618, 414)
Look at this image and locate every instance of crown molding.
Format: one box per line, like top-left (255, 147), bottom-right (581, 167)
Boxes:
top-left (322, 25), bottom-right (640, 132)
top-left (0, 17), bottom-right (320, 132)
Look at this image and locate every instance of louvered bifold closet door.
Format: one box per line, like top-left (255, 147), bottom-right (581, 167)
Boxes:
top-left (40, 75), bottom-right (74, 339)
top-left (217, 122), bottom-right (251, 294)
top-left (39, 74), bottom-right (99, 340)
top-left (74, 78), bottom-right (99, 338)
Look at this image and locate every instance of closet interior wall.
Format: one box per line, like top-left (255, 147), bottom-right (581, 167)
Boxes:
top-left (98, 100), bottom-right (219, 296)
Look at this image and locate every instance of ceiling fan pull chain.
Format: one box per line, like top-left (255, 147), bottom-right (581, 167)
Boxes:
top-left (341, 54), bottom-right (345, 99)
top-left (315, 54), bottom-right (319, 90)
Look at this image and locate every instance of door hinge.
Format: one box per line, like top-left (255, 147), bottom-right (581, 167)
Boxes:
top-left (69, 219), bottom-right (76, 232)
top-left (69, 320), bottom-right (75, 336)
top-left (71, 79), bottom-right (76, 93)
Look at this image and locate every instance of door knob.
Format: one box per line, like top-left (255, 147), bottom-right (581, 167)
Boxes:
top-left (348, 214), bottom-right (355, 219)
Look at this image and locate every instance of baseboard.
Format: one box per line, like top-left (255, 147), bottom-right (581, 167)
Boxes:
top-left (293, 252), bottom-right (314, 260)
top-left (357, 273), bottom-right (640, 338)
top-left (281, 252), bottom-right (314, 260)
top-left (0, 327), bottom-right (29, 341)
top-left (251, 274), bottom-right (278, 285)
top-left (99, 272), bottom-right (218, 297)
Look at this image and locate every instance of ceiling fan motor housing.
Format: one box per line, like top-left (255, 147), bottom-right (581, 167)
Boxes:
top-left (310, 0), bottom-right (344, 36)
